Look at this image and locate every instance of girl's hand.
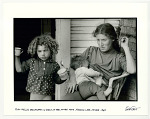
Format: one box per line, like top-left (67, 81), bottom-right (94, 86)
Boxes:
top-left (119, 36), bottom-right (129, 49)
top-left (15, 47), bottom-right (23, 56)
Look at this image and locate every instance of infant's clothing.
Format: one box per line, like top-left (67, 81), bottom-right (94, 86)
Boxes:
top-left (21, 58), bottom-right (60, 96)
top-left (75, 67), bottom-right (105, 100)
top-left (78, 81), bottom-right (106, 100)
top-left (75, 67), bottom-right (101, 84)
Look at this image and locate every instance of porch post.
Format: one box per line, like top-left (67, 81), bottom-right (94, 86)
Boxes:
top-left (55, 19), bottom-right (71, 100)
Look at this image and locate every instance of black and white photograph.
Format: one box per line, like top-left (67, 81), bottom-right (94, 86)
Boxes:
top-left (14, 18), bottom-right (137, 101)
top-left (2, 2), bottom-right (149, 118)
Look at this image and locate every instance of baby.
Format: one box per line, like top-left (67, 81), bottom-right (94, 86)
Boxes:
top-left (70, 55), bottom-right (107, 100)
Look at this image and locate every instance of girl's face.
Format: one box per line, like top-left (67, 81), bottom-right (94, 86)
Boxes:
top-left (96, 34), bottom-right (113, 52)
top-left (37, 45), bottom-right (51, 61)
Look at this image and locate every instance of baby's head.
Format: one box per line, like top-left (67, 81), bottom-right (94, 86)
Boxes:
top-left (27, 33), bottom-right (59, 60)
top-left (70, 55), bottom-right (89, 70)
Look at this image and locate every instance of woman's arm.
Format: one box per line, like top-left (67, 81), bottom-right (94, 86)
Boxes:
top-left (120, 37), bottom-right (136, 74)
top-left (66, 67), bottom-right (77, 93)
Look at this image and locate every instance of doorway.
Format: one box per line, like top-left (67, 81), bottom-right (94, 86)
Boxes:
top-left (14, 18), bottom-right (56, 101)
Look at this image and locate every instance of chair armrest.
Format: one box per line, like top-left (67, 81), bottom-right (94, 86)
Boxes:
top-left (105, 72), bottom-right (129, 99)
top-left (106, 72), bottom-right (130, 100)
top-left (108, 72), bottom-right (129, 88)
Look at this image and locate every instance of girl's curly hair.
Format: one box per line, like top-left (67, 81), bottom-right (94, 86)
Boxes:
top-left (27, 33), bottom-right (59, 58)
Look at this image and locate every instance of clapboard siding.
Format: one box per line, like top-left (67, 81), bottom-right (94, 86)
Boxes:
top-left (71, 19), bottom-right (121, 27)
top-left (71, 41), bottom-right (98, 48)
top-left (71, 26), bottom-right (96, 34)
top-left (71, 48), bottom-right (87, 54)
top-left (71, 34), bottom-right (96, 41)
top-left (71, 19), bottom-right (105, 26)
top-left (72, 19), bottom-right (121, 21)
top-left (71, 19), bottom-right (121, 55)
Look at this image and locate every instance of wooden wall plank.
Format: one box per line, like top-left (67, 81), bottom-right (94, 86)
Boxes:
top-left (71, 41), bottom-right (98, 47)
top-left (71, 48), bottom-right (87, 54)
top-left (71, 20), bottom-right (104, 26)
top-left (71, 26), bottom-right (96, 34)
top-left (72, 19), bottom-right (105, 21)
top-left (71, 34), bottom-right (96, 41)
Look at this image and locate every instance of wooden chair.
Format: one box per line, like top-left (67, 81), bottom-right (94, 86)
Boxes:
top-left (106, 72), bottom-right (129, 100)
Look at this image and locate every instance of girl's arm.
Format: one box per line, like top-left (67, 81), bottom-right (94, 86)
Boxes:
top-left (120, 37), bottom-right (136, 74)
top-left (15, 56), bottom-right (22, 72)
top-left (15, 47), bottom-right (23, 72)
top-left (66, 68), bottom-right (78, 93)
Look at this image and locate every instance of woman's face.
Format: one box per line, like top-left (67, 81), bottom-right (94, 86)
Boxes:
top-left (96, 34), bottom-right (113, 52)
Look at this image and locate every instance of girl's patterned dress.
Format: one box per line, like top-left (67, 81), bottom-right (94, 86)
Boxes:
top-left (21, 58), bottom-right (60, 96)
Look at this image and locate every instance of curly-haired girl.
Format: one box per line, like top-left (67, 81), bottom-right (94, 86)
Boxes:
top-left (15, 33), bottom-right (65, 100)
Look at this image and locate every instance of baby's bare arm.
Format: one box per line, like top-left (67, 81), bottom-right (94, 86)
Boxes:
top-left (85, 68), bottom-right (101, 77)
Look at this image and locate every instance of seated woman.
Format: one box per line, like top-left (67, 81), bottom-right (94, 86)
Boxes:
top-left (62, 23), bottom-right (136, 100)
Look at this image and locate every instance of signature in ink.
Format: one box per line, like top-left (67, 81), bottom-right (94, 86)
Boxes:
top-left (125, 106), bottom-right (141, 111)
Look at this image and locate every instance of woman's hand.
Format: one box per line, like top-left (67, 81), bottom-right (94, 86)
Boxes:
top-left (119, 36), bottom-right (129, 49)
top-left (119, 36), bottom-right (136, 74)
top-left (66, 78), bottom-right (78, 93)
top-left (66, 68), bottom-right (78, 93)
